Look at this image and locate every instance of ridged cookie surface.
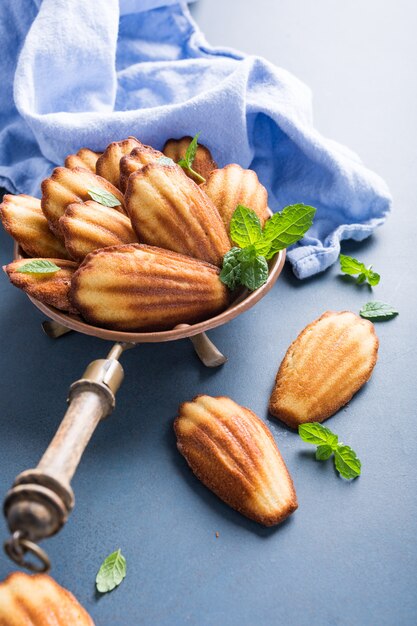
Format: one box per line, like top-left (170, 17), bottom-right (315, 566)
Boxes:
top-left (175, 395), bottom-right (298, 526)
top-left (4, 258), bottom-right (78, 313)
top-left (269, 311), bottom-right (379, 427)
top-left (0, 572), bottom-right (94, 625)
top-left (65, 148), bottom-right (101, 172)
top-left (70, 244), bottom-right (229, 331)
top-left (95, 137), bottom-right (141, 188)
top-left (202, 164), bottom-right (269, 234)
top-left (41, 167), bottom-right (125, 237)
top-left (59, 200), bottom-right (137, 261)
top-left (0, 194), bottom-right (70, 259)
top-left (125, 162), bottom-right (230, 266)
top-left (119, 144), bottom-right (164, 192)
top-left (163, 136), bottom-right (217, 183)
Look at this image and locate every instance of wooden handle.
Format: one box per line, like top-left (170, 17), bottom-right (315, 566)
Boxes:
top-left (3, 345), bottom-right (128, 569)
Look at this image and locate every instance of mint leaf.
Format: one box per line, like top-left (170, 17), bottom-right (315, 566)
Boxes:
top-left (360, 301), bottom-right (398, 321)
top-left (240, 252), bottom-right (268, 291)
top-left (299, 423), bottom-right (361, 479)
top-left (16, 260), bottom-right (61, 274)
top-left (334, 446), bottom-right (361, 479)
top-left (316, 444), bottom-right (334, 461)
top-left (87, 187), bottom-right (121, 208)
top-left (262, 204), bottom-right (316, 259)
top-left (298, 423), bottom-right (338, 447)
top-left (157, 156), bottom-right (176, 167)
top-left (177, 133), bottom-right (205, 183)
top-left (220, 247), bottom-right (242, 290)
top-left (96, 549), bottom-right (126, 593)
top-left (339, 254), bottom-right (380, 287)
top-left (230, 205), bottom-right (263, 248)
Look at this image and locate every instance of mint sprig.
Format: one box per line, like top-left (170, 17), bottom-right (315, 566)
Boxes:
top-left (340, 254), bottom-right (380, 286)
top-left (16, 260), bottom-right (61, 274)
top-left (220, 203), bottom-right (316, 291)
top-left (177, 132), bottom-right (205, 183)
top-left (96, 549), bottom-right (127, 593)
top-left (360, 301), bottom-right (398, 320)
top-left (298, 423), bottom-right (361, 479)
top-left (87, 187), bottom-right (121, 208)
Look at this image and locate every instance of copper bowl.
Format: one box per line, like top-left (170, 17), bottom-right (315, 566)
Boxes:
top-left (13, 236), bottom-right (285, 343)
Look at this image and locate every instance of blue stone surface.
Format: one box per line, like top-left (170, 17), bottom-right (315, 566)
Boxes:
top-left (0, 2), bottom-right (415, 624)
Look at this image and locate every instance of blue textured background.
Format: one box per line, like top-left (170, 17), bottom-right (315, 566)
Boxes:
top-left (0, 1), bottom-right (416, 624)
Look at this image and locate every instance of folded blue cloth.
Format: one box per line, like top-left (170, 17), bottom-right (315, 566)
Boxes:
top-left (0, 0), bottom-right (391, 278)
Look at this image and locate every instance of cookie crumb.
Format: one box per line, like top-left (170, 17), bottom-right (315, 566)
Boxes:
top-left (215, 532), bottom-right (219, 538)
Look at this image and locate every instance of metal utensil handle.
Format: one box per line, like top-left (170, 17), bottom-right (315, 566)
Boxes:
top-left (3, 342), bottom-right (132, 572)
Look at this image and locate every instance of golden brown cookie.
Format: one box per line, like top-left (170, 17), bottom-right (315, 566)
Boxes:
top-left (269, 311), bottom-right (379, 428)
top-left (70, 244), bottom-right (229, 331)
top-left (65, 148), bottom-right (102, 173)
top-left (95, 136), bottom-right (141, 188)
top-left (202, 164), bottom-right (269, 234)
top-left (4, 258), bottom-right (78, 312)
top-left (0, 194), bottom-right (70, 259)
top-left (175, 395), bottom-right (298, 526)
top-left (41, 167), bottom-right (125, 237)
top-left (119, 143), bottom-right (165, 192)
top-left (59, 200), bottom-right (137, 261)
top-left (0, 572), bottom-right (94, 625)
top-left (163, 136), bottom-right (217, 183)
top-left (125, 162), bottom-right (230, 267)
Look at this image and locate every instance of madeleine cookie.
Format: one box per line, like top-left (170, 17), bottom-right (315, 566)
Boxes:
top-left (0, 194), bottom-right (70, 259)
top-left (125, 162), bottom-right (230, 266)
top-left (119, 143), bottom-right (165, 192)
top-left (70, 244), bottom-right (229, 331)
top-left (4, 258), bottom-right (78, 312)
top-left (95, 137), bottom-right (141, 188)
top-left (59, 200), bottom-right (137, 261)
top-left (269, 311), bottom-right (379, 428)
top-left (163, 136), bottom-right (217, 183)
top-left (202, 164), bottom-right (269, 234)
top-left (65, 148), bottom-right (101, 172)
top-left (41, 167), bottom-right (125, 237)
top-left (0, 572), bottom-right (94, 625)
top-left (175, 395), bottom-right (298, 526)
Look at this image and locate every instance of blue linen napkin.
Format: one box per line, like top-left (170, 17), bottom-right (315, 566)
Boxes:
top-left (0, 0), bottom-right (391, 278)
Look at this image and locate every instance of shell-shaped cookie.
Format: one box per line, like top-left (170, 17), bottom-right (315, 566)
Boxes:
top-left (0, 572), bottom-right (94, 625)
top-left (70, 244), bottom-right (229, 331)
top-left (59, 200), bottom-right (137, 261)
top-left (202, 164), bottom-right (269, 234)
top-left (119, 144), bottom-right (165, 192)
top-left (125, 162), bottom-right (230, 267)
top-left (0, 194), bottom-right (70, 259)
top-left (4, 258), bottom-right (78, 313)
top-left (269, 311), bottom-right (379, 428)
top-left (65, 148), bottom-right (101, 172)
top-left (41, 167), bottom-right (125, 238)
top-left (175, 395), bottom-right (298, 526)
top-left (163, 136), bottom-right (217, 183)
top-left (95, 137), bottom-right (141, 188)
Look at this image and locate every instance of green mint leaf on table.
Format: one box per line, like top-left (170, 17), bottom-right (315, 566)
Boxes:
top-left (298, 422), bottom-right (338, 447)
top-left (334, 446), bottom-right (362, 480)
top-left (220, 204), bottom-right (316, 291)
top-left (360, 301), bottom-right (398, 321)
top-left (220, 247), bottom-right (242, 290)
top-left (177, 132), bottom-right (206, 184)
top-left (157, 156), bottom-right (176, 167)
top-left (16, 260), bottom-right (61, 274)
top-left (298, 422), bottom-right (361, 479)
top-left (96, 549), bottom-right (126, 593)
top-left (87, 187), bottom-right (121, 208)
top-left (339, 254), bottom-right (380, 286)
top-left (262, 204), bottom-right (316, 259)
top-left (230, 205), bottom-right (263, 248)
top-left (315, 444), bottom-right (334, 461)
